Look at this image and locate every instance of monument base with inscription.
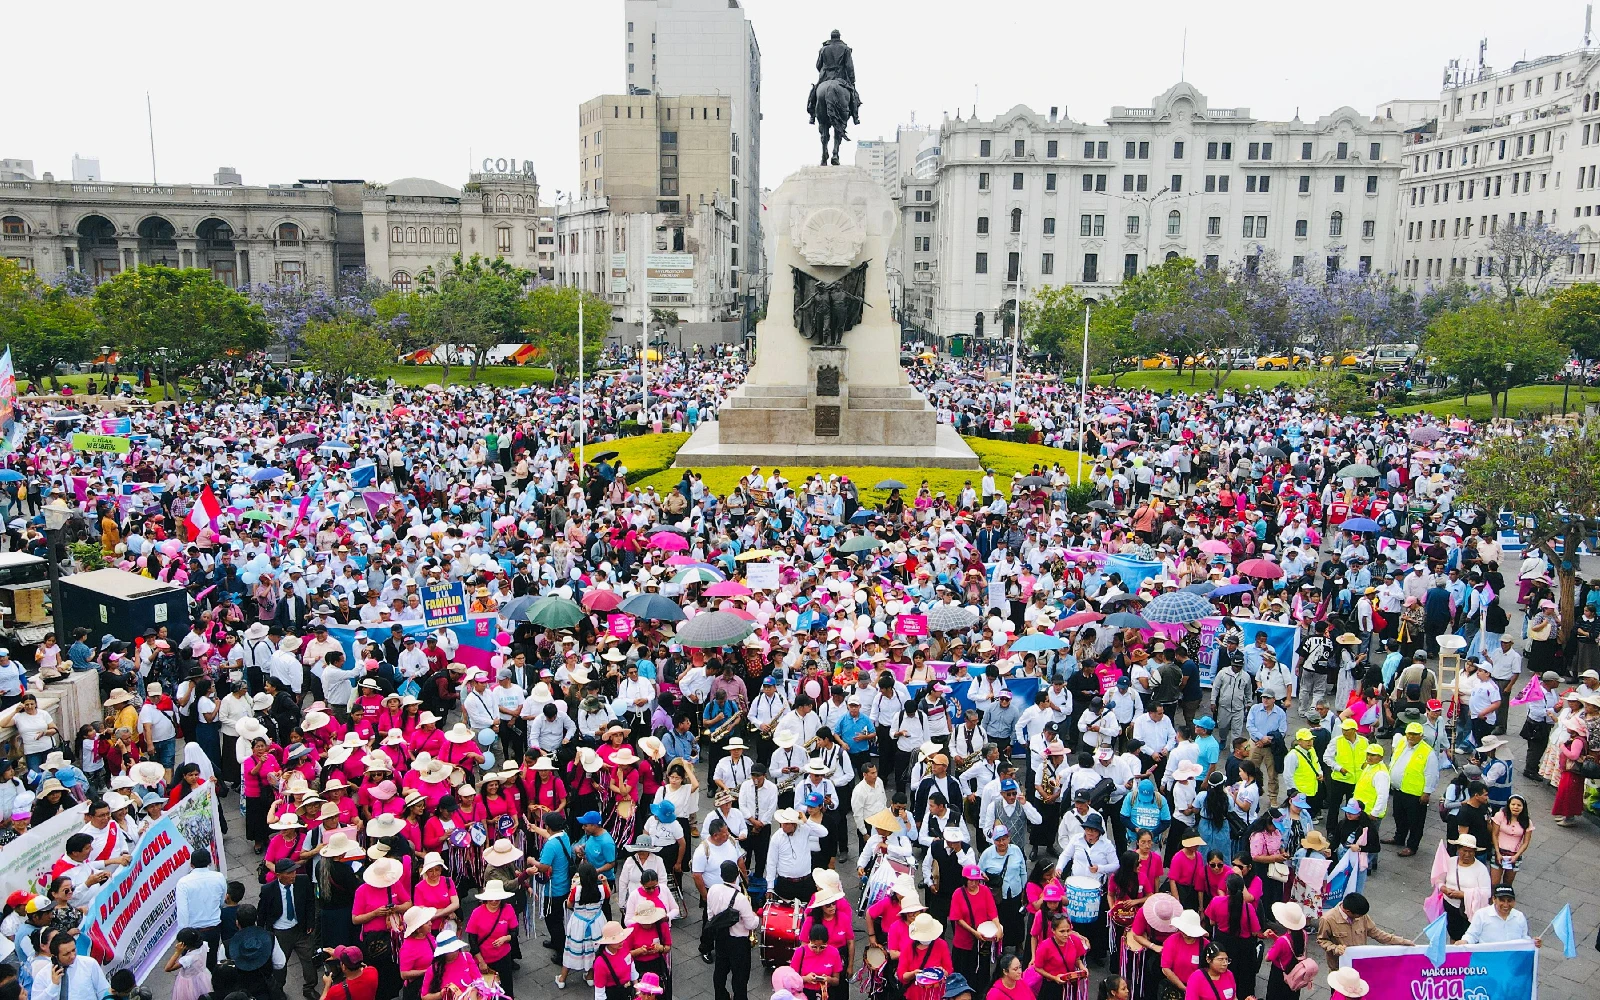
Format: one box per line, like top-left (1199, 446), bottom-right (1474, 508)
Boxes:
top-left (674, 164), bottom-right (979, 472)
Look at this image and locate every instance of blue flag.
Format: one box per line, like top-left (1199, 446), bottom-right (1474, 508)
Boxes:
top-left (1553, 903), bottom-right (1577, 959)
top-left (1423, 912), bottom-right (1450, 968)
top-left (349, 463), bottom-right (377, 489)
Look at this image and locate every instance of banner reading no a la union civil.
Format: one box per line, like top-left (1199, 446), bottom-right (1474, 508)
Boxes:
top-left (1345, 941), bottom-right (1538, 1000)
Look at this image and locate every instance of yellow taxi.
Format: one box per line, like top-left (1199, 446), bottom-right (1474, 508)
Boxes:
top-left (1136, 353), bottom-right (1179, 370)
top-left (1254, 353), bottom-right (1307, 371)
top-left (1320, 352), bottom-right (1361, 368)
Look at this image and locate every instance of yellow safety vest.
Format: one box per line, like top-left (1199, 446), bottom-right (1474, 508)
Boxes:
top-left (1330, 735), bottom-right (1368, 785)
top-left (1353, 762), bottom-right (1391, 818)
top-left (1395, 741), bottom-right (1435, 796)
top-left (1290, 746), bottom-right (1323, 796)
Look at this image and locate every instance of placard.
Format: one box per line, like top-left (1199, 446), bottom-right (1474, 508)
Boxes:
top-left (986, 580), bottom-right (1008, 611)
top-left (607, 613), bottom-right (634, 640)
top-left (896, 614), bottom-right (929, 638)
top-left (421, 581), bottom-right (468, 628)
top-left (0, 802), bottom-right (89, 899)
top-left (610, 253), bottom-right (628, 293)
top-left (1345, 942), bottom-right (1536, 1000)
top-left (71, 433), bottom-right (132, 453)
top-left (1196, 615), bottom-right (1300, 685)
top-left (745, 562), bottom-right (780, 591)
top-left (645, 252), bottom-right (694, 294)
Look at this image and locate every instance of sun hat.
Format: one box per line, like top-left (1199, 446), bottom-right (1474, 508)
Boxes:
top-left (476, 879), bottom-right (514, 901)
top-left (1450, 833), bottom-right (1480, 850)
top-left (363, 857), bottom-right (403, 888)
top-left (1142, 893), bottom-right (1182, 934)
top-left (433, 934), bottom-right (470, 957)
top-left (637, 974), bottom-right (665, 996)
top-left (909, 913), bottom-right (944, 943)
top-left (366, 814), bottom-right (405, 839)
top-left (482, 838), bottom-right (523, 866)
top-left (1172, 909), bottom-right (1207, 939)
top-left (626, 835), bottom-right (660, 854)
top-left (599, 921), bottom-right (632, 946)
top-left (1271, 901), bottom-right (1307, 931)
top-left (269, 814), bottom-right (304, 831)
top-left (404, 906), bottom-right (438, 937)
top-left (1327, 969), bottom-right (1370, 998)
top-left (1300, 830), bottom-right (1331, 851)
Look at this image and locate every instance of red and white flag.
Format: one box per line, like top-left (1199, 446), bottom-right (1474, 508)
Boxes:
top-left (186, 484), bottom-right (222, 541)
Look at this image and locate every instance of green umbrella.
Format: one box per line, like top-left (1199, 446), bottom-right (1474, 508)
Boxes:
top-left (1335, 463), bottom-right (1380, 478)
top-left (674, 610), bottom-right (756, 648)
top-left (528, 595), bottom-right (585, 629)
top-left (242, 510), bottom-right (274, 522)
top-left (837, 535), bottom-right (882, 554)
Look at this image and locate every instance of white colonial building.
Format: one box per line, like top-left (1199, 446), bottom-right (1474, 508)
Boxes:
top-left (1393, 45), bottom-right (1600, 289)
top-left (361, 172), bottom-right (550, 293)
top-left (900, 83), bottom-right (1405, 340)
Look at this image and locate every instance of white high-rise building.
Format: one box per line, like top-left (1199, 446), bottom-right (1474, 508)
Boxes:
top-left (624, 0), bottom-right (761, 304)
top-left (1393, 43), bottom-right (1600, 290)
top-left (855, 126), bottom-right (931, 195)
top-left (906, 83), bottom-right (1405, 341)
top-left (71, 155), bottom-right (100, 183)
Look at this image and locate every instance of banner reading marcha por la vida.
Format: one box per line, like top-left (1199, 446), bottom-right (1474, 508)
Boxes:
top-left (80, 780), bottom-right (225, 984)
top-left (1346, 941), bottom-right (1538, 1000)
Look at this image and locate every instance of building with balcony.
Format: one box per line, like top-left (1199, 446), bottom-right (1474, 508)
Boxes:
top-left (361, 171), bottom-right (545, 293)
top-left (902, 83), bottom-right (1404, 341)
top-left (1392, 44), bottom-right (1600, 289)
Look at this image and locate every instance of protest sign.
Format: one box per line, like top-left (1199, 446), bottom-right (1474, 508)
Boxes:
top-left (986, 581), bottom-right (1008, 611)
top-left (1196, 615), bottom-right (1300, 685)
top-left (0, 802), bottom-right (89, 899)
top-left (1345, 941), bottom-right (1537, 1000)
top-left (421, 581), bottom-right (468, 628)
top-left (745, 562), bottom-right (780, 591)
top-left (1104, 554), bottom-right (1163, 592)
top-left (608, 614), bottom-right (634, 640)
top-left (896, 614), bottom-right (929, 638)
top-left (71, 433), bottom-right (132, 454)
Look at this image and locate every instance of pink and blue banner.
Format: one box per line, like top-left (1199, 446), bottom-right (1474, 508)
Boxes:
top-left (1345, 941), bottom-right (1537, 1000)
top-left (327, 614), bottom-right (500, 675)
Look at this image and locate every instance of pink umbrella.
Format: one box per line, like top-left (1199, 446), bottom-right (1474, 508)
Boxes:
top-left (705, 580), bottom-right (752, 598)
top-left (1059, 611), bottom-right (1105, 628)
top-left (649, 532), bottom-right (690, 551)
top-left (582, 590), bottom-right (624, 612)
top-left (666, 554), bottom-right (700, 565)
top-left (1198, 539), bottom-right (1232, 555)
top-left (1238, 558), bottom-right (1284, 579)
top-left (724, 607), bottom-right (756, 621)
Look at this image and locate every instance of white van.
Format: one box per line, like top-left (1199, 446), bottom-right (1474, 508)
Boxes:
top-left (1367, 343), bottom-right (1419, 372)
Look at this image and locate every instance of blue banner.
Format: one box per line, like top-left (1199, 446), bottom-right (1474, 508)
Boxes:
top-left (422, 581), bottom-right (468, 628)
top-left (1197, 615), bottom-right (1301, 685)
top-left (1104, 554), bottom-right (1163, 593)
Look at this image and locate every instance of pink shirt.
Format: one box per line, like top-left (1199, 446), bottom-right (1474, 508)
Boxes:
top-left (591, 946), bottom-right (634, 989)
top-left (399, 935), bottom-right (434, 986)
top-left (351, 881), bottom-right (411, 934)
top-left (1184, 970), bottom-right (1238, 1000)
top-left (464, 901), bottom-right (518, 964)
top-left (421, 952), bottom-right (479, 996)
top-left (948, 886), bottom-right (1000, 950)
top-left (412, 875), bottom-right (457, 930)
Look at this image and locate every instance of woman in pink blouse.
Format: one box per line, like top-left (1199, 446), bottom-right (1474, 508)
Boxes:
top-left (1203, 874), bottom-right (1262, 996)
top-left (988, 954), bottom-right (1035, 1000)
top-left (350, 858), bottom-right (412, 1000)
top-left (398, 906), bottom-right (437, 1000)
top-left (1028, 914), bottom-right (1089, 1000)
top-left (242, 736), bottom-right (280, 853)
top-left (463, 879), bottom-right (519, 986)
top-left (411, 853), bottom-right (460, 933)
top-left (1183, 944), bottom-right (1249, 1000)
top-left (799, 886), bottom-right (856, 997)
top-left (791, 924), bottom-right (845, 1000)
top-left (419, 933), bottom-right (479, 1000)
top-left (590, 922), bottom-right (636, 1000)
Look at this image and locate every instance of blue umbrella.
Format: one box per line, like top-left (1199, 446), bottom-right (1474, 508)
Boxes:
top-left (795, 608), bottom-right (829, 630)
top-left (1340, 517), bottom-right (1381, 533)
top-left (1010, 633), bottom-right (1068, 652)
top-left (1182, 581), bottom-right (1217, 595)
top-left (1104, 611), bottom-right (1152, 629)
top-left (619, 592), bottom-right (687, 622)
top-left (1143, 591), bottom-right (1216, 624)
top-left (849, 509), bottom-right (876, 524)
top-left (499, 595), bottom-right (538, 623)
top-left (250, 467), bottom-right (288, 482)
top-left (0, 470), bottom-right (22, 483)
top-left (1211, 583), bottom-right (1255, 598)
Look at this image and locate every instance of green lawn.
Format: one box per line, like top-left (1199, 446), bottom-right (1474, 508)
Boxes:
top-left (19, 373), bottom-right (172, 403)
top-left (597, 433), bottom-right (1087, 507)
top-left (1090, 368), bottom-right (1323, 393)
top-left (1391, 383), bottom-right (1597, 420)
top-left (373, 365), bottom-right (556, 388)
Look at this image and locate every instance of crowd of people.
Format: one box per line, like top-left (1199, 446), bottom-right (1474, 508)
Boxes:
top-left (0, 348), bottom-right (1593, 1000)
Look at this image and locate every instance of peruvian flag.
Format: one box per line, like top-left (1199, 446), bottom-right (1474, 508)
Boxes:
top-left (186, 483), bottom-right (222, 541)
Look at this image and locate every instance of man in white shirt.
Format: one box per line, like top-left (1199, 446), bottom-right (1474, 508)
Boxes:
top-left (1059, 814), bottom-right (1121, 880)
top-left (1484, 637), bottom-right (1523, 737)
top-left (174, 852), bottom-right (228, 964)
top-left (40, 937), bottom-right (111, 1000)
top-left (738, 765), bottom-right (779, 863)
top-left (704, 858), bottom-right (761, 996)
top-left (764, 807), bottom-right (827, 901)
top-left (267, 637), bottom-right (304, 697)
top-left (1462, 886), bottom-right (1540, 945)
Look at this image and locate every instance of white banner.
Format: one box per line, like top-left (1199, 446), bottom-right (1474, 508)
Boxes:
top-left (0, 801), bottom-right (89, 899)
top-left (745, 562), bottom-right (779, 591)
top-left (352, 392), bottom-right (394, 412)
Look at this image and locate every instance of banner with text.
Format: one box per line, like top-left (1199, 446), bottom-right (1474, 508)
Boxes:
top-left (1345, 941), bottom-right (1537, 1000)
top-left (81, 780), bottom-right (224, 983)
top-left (1197, 616), bottom-right (1301, 685)
top-left (0, 348), bottom-right (15, 454)
top-left (0, 802), bottom-right (89, 899)
top-left (422, 581), bottom-right (468, 628)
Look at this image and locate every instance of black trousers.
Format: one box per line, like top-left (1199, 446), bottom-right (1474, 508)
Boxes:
top-left (272, 926), bottom-right (320, 1000)
top-left (1523, 720), bottom-right (1552, 777)
top-left (197, 924), bottom-right (222, 972)
top-left (544, 900), bottom-right (566, 959)
top-left (1325, 782), bottom-right (1356, 827)
top-left (714, 932), bottom-right (753, 1000)
top-left (775, 875), bottom-right (816, 904)
top-left (1390, 790), bottom-right (1427, 851)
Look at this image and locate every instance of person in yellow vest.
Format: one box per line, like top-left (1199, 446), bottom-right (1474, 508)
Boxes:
top-left (1384, 719), bottom-right (1441, 857)
top-left (1321, 718), bottom-right (1368, 824)
top-left (1287, 728), bottom-right (1325, 814)
top-left (1353, 743), bottom-right (1391, 826)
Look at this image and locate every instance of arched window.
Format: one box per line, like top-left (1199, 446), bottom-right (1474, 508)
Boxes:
top-left (418, 227), bottom-right (431, 244)
top-left (405, 227), bottom-right (417, 242)
top-left (974, 312), bottom-right (985, 336)
top-left (1165, 250), bottom-right (1179, 261)
top-left (392, 271), bottom-right (412, 292)
top-left (434, 227), bottom-right (444, 243)
top-left (390, 225), bottom-right (403, 244)
top-left (447, 228), bottom-right (458, 244)
top-left (513, 195), bottom-right (524, 211)
top-left (1329, 211), bottom-right (1344, 236)
top-left (496, 193), bottom-right (510, 212)
top-left (1167, 210), bottom-right (1181, 236)
top-left (1010, 208), bottom-right (1022, 233)
top-left (276, 222), bottom-right (301, 245)
top-left (1, 216), bottom-right (26, 237)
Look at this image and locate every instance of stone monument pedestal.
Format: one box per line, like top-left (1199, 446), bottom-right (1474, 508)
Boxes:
top-left (675, 166), bottom-right (979, 471)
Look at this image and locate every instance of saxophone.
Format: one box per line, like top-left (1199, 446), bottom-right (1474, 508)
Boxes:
top-left (708, 710), bottom-right (743, 743)
top-left (1038, 766), bottom-right (1061, 805)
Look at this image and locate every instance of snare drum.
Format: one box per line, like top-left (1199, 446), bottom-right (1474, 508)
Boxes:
top-left (759, 899), bottom-right (804, 968)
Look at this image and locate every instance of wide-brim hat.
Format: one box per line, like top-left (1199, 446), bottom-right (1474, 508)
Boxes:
top-left (908, 913), bottom-right (944, 943)
top-left (1171, 910), bottom-right (1207, 939)
top-left (634, 902), bottom-right (668, 924)
top-left (811, 887), bottom-right (845, 908)
top-left (103, 689), bottom-right (133, 707)
top-left (476, 879), bottom-right (514, 901)
top-left (250, 692), bottom-right (274, 711)
top-left (270, 814), bottom-right (304, 831)
top-left (610, 748), bottom-right (640, 766)
top-left (1450, 833), bottom-right (1480, 850)
top-left (482, 837), bottom-right (523, 866)
top-left (867, 808), bottom-right (900, 833)
top-left (1300, 830), bottom-right (1331, 851)
top-left (317, 802), bottom-right (342, 822)
top-left (433, 934), bottom-right (470, 957)
top-left (319, 832), bottom-right (363, 859)
top-left (244, 622), bottom-right (271, 640)
top-left (444, 723), bottom-right (476, 744)
top-left (724, 738), bottom-right (748, 750)
top-left (301, 711), bottom-right (331, 732)
top-left (421, 851), bottom-right (447, 873)
top-left (773, 730), bottom-right (798, 749)
top-left (1141, 892), bottom-right (1182, 934)
top-left (1327, 969), bottom-right (1370, 998)
top-left (364, 857), bottom-right (403, 888)
top-left (1272, 901), bottom-right (1307, 931)
top-left (600, 921), bottom-right (632, 946)
top-left (638, 736), bottom-right (666, 760)
top-left (367, 814), bottom-right (405, 838)
top-left (130, 761), bottom-right (166, 785)
top-left (404, 905), bottom-right (438, 937)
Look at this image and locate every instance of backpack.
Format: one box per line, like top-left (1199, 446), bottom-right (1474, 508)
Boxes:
top-left (1283, 933), bottom-right (1320, 990)
top-left (699, 886), bottom-right (741, 959)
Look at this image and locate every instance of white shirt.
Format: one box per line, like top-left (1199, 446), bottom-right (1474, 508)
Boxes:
top-left (765, 822), bottom-right (828, 881)
top-left (174, 866), bottom-right (228, 928)
top-left (1462, 904), bottom-right (1532, 944)
top-left (691, 838), bottom-right (745, 887)
top-left (267, 651), bottom-right (303, 694)
top-left (738, 778), bottom-right (779, 825)
top-left (713, 754), bottom-right (754, 791)
top-left (138, 702), bottom-right (176, 743)
top-left (44, 956), bottom-right (111, 1000)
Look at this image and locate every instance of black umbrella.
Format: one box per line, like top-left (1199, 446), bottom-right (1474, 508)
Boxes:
top-left (1088, 500), bottom-right (1114, 511)
top-left (285, 433), bottom-right (319, 448)
top-left (1098, 592), bottom-right (1142, 607)
top-left (875, 479), bottom-right (909, 490)
top-left (1255, 445), bottom-right (1287, 460)
top-left (591, 450), bottom-right (620, 462)
top-left (1019, 476), bottom-right (1047, 488)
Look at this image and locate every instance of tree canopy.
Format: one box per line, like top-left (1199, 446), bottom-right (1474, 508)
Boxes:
top-left (1423, 299), bottom-right (1567, 417)
top-left (0, 260), bottom-right (97, 384)
top-left (93, 265), bottom-right (270, 378)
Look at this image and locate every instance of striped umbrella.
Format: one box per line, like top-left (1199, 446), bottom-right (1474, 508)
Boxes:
top-left (1142, 591), bottom-right (1216, 624)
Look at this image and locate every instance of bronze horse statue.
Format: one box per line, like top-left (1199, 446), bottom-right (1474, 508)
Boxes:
top-left (811, 77), bottom-right (854, 166)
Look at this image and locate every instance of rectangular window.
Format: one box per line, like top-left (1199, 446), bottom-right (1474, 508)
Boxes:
top-left (1337, 141), bottom-right (1349, 160)
top-left (1207, 141), bottom-right (1219, 160)
top-left (1259, 175), bottom-right (1270, 193)
top-left (1013, 172), bottom-right (1024, 190)
top-left (1326, 255), bottom-right (1341, 278)
top-left (1046, 172), bottom-right (1057, 191)
top-left (1221, 142), bottom-right (1232, 159)
top-left (977, 217), bottom-right (989, 235)
top-left (1333, 175), bottom-right (1346, 193)
top-left (1301, 141), bottom-right (1313, 159)
top-left (1218, 175), bottom-right (1230, 193)
top-left (1370, 142), bottom-right (1381, 160)
top-left (1124, 174), bottom-right (1135, 192)
top-left (1084, 141), bottom-right (1095, 158)
top-left (1207, 216), bottom-right (1221, 236)
top-left (1248, 142), bottom-right (1260, 160)
top-left (1205, 175), bottom-right (1216, 192)
top-left (1007, 252), bottom-right (1019, 281)
top-left (1125, 253), bottom-right (1139, 278)
top-left (1205, 254), bottom-right (1219, 270)
top-left (1093, 215), bottom-right (1105, 236)
top-left (1136, 174), bottom-right (1148, 192)
top-left (1047, 140), bottom-right (1059, 158)
top-left (1255, 216), bottom-right (1267, 238)
top-left (1097, 141), bottom-right (1108, 159)
top-left (1262, 142), bottom-right (1273, 160)
top-left (1126, 141), bottom-right (1137, 159)
top-left (980, 139), bottom-right (992, 157)
top-left (1139, 142), bottom-right (1149, 159)
top-left (1095, 174), bottom-right (1107, 192)
top-left (1083, 253), bottom-right (1098, 282)
top-left (979, 172), bottom-right (990, 190)
top-left (1014, 139), bottom-right (1025, 157)
top-left (1298, 175), bottom-right (1310, 193)
top-left (1170, 174), bottom-right (1183, 192)
top-left (1043, 217), bottom-right (1056, 235)
top-left (1243, 216), bottom-right (1256, 237)
top-left (660, 178), bottom-right (678, 195)
top-left (1246, 176), bottom-right (1257, 193)
top-left (1083, 174), bottom-right (1093, 191)
top-left (1124, 215), bottom-right (1140, 235)
top-left (1365, 174), bottom-right (1378, 194)
top-left (1173, 141), bottom-right (1185, 159)
top-left (1362, 219), bottom-right (1375, 238)
top-left (496, 227), bottom-right (512, 253)
top-left (1081, 214), bottom-right (1093, 236)
top-left (1292, 255), bottom-right (1305, 276)
top-left (1041, 252), bottom-right (1055, 275)
top-left (975, 252), bottom-right (988, 274)
top-left (1295, 219), bottom-right (1308, 237)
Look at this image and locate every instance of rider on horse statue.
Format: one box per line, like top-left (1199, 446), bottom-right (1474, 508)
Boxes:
top-left (809, 29), bottom-right (862, 130)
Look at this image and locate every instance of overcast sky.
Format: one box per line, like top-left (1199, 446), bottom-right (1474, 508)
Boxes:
top-left (6, 1), bottom-right (1590, 198)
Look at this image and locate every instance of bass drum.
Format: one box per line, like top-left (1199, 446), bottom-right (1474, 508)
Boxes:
top-left (758, 899), bottom-right (804, 969)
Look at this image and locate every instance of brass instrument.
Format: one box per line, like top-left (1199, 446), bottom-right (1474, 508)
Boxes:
top-left (707, 710), bottom-right (743, 743)
top-left (1038, 766), bottom-right (1061, 804)
top-left (777, 773), bottom-right (800, 795)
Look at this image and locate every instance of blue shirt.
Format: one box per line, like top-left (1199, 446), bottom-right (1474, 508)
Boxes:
top-left (539, 832), bottom-right (575, 898)
top-left (663, 729), bottom-right (697, 762)
top-left (578, 830), bottom-right (617, 882)
top-left (978, 844), bottom-right (1027, 899)
top-left (836, 711), bottom-right (875, 754)
top-left (68, 642), bottom-right (94, 672)
top-left (1195, 735), bottom-right (1221, 775)
top-left (1246, 704), bottom-right (1288, 741)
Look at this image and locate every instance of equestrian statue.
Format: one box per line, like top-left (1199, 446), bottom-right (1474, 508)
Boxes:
top-left (808, 29), bottom-right (862, 166)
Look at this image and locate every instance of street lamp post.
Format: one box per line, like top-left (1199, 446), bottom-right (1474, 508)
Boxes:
top-left (41, 500), bottom-right (71, 644)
